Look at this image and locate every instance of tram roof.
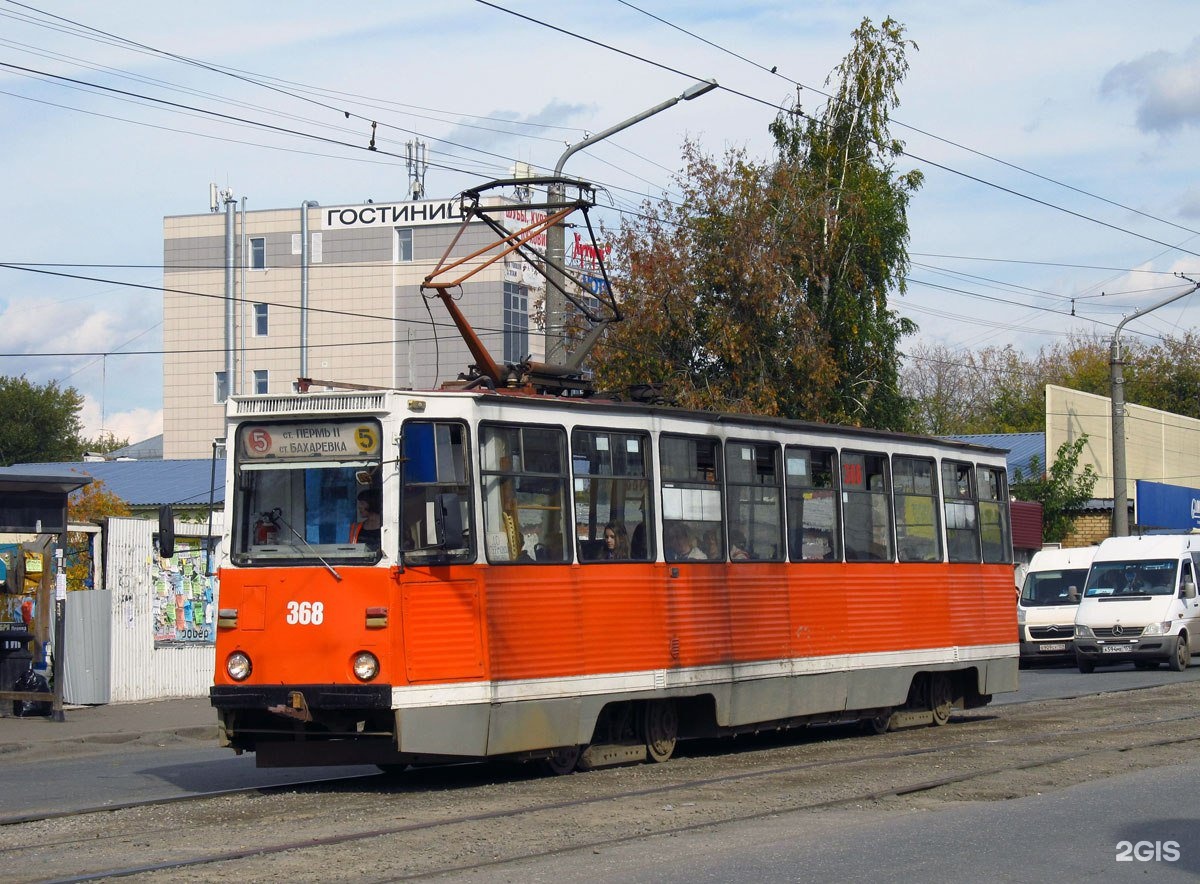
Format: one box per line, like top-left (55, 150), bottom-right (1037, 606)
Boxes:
top-left (236, 387), bottom-right (1010, 460)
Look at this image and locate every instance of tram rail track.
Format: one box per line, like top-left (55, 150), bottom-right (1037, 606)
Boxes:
top-left (4, 687), bottom-right (1199, 883)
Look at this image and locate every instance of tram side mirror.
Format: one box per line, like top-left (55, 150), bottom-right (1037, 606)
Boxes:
top-left (434, 493), bottom-right (464, 549)
top-left (158, 505), bottom-right (176, 559)
top-left (1182, 576), bottom-right (1196, 600)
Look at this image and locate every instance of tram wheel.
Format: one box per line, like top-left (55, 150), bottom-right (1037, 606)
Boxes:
top-left (642, 700), bottom-right (678, 763)
top-left (929, 674), bottom-right (953, 727)
top-left (543, 745), bottom-right (582, 776)
top-left (864, 708), bottom-right (894, 735)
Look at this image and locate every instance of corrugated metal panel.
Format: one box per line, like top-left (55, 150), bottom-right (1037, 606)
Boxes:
top-left (4, 460), bottom-right (224, 507)
top-left (105, 516), bottom-right (222, 702)
top-left (945, 433), bottom-right (1045, 481)
top-left (1011, 500), bottom-right (1043, 551)
top-left (63, 589), bottom-right (111, 704)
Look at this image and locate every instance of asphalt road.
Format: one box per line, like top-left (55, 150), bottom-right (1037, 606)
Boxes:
top-left (2, 662), bottom-right (1198, 821)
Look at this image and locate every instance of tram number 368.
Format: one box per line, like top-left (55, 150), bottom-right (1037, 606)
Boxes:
top-left (286, 601), bottom-right (325, 625)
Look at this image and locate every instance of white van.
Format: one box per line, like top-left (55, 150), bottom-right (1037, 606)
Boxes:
top-left (1073, 534), bottom-right (1200, 673)
top-left (1017, 546), bottom-right (1096, 664)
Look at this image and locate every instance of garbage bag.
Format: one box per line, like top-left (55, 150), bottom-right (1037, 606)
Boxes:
top-left (12, 668), bottom-right (52, 717)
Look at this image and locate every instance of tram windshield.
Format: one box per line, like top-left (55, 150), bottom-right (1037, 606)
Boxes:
top-left (230, 419), bottom-right (383, 565)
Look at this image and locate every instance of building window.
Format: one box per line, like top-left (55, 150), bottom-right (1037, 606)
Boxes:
top-left (503, 281), bottom-right (529, 363)
top-left (214, 371), bottom-right (229, 404)
top-left (249, 237), bottom-right (266, 270)
top-left (253, 369), bottom-right (268, 395)
top-left (253, 303), bottom-right (268, 337)
top-left (395, 227), bottom-right (413, 262)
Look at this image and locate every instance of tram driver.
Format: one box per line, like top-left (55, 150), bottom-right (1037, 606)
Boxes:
top-left (349, 489), bottom-right (382, 547)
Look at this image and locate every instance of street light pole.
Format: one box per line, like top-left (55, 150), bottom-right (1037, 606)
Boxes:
top-left (543, 79), bottom-right (717, 366)
top-left (1109, 278), bottom-right (1199, 536)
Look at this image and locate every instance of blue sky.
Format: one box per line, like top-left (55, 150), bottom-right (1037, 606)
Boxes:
top-left (1, 1), bottom-right (1198, 444)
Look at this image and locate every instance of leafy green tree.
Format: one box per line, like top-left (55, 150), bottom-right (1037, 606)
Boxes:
top-left (81, 430), bottom-right (130, 455)
top-left (594, 17), bottom-right (921, 430)
top-left (66, 479), bottom-right (131, 591)
top-left (0, 375), bottom-right (86, 465)
top-left (1012, 436), bottom-right (1098, 543)
top-left (769, 16), bottom-right (923, 429)
top-left (593, 143), bottom-right (835, 417)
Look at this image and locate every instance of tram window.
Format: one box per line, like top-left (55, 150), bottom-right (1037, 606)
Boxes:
top-left (942, 461), bottom-right (981, 563)
top-left (401, 421), bottom-right (474, 563)
top-left (572, 429), bottom-right (652, 562)
top-left (230, 418), bottom-right (383, 565)
top-left (660, 435), bottom-right (722, 563)
top-left (842, 451), bottom-right (893, 562)
top-left (978, 466), bottom-right (1013, 564)
top-left (785, 446), bottom-right (840, 562)
top-left (480, 424), bottom-right (570, 564)
top-left (725, 441), bottom-right (783, 562)
top-left (893, 456), bottom-right (942, 563)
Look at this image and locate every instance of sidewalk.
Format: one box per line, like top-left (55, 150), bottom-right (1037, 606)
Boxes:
top-left (0, 696), bottom-right (218, 758)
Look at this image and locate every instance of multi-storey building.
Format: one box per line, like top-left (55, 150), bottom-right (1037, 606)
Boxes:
top-left (163, 192), bottom-right (546, 459)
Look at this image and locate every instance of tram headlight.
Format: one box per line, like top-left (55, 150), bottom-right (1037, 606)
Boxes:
top-left (226, 651), bottom-right (252, 681)
top-left (352, 651), bottom-right (380, 682)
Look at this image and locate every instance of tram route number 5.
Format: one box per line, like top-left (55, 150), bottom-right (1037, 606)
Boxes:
top-left (286, 601), bottom-right (325, 625)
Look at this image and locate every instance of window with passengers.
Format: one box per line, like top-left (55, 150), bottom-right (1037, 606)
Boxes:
top-left (480, 424), bottom-right (570, 563)
top-left (573, 429), bottom-right (652, 562)
top-left (231, 418), bottom-right (383, 564)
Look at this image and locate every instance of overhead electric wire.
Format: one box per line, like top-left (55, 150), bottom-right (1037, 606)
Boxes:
top-left (473, 0), bottom-right (1200, 262)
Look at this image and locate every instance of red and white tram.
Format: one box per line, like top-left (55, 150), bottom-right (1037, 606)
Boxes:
top-left (210, 387), bottom-right (1018, 770)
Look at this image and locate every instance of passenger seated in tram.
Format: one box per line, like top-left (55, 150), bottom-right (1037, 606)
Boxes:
top-left (666, 522), bottom-right (706, 561)
top-left (729, 528), bottom-right (750, 561)
top-left (349, 489), bottom-right (382, 547)
top-left (801, 528), bottom-right (835, 561)
top-left (629, 522), bottom-right (647, 560)
top-left (601, 521), bottom-right (630, 560)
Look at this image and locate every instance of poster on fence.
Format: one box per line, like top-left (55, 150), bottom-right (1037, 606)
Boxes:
top-left (153, 537), bottom-right (217, 646)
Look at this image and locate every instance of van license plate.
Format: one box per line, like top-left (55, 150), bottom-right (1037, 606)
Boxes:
top-left (1040, 643), bottom-right (1066, 652)
top-left (1101, 645), bottom-right (1132, 654)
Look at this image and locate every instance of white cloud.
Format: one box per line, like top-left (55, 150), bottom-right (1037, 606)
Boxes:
top-left (77, 397), bottom-right (162, 447)
top-left (1101, 37), bottom-right (1200, 134)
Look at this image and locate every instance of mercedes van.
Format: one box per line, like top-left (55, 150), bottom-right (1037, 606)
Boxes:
top-left (1017, 546), bottom-right (1096, 664)
top-left (1073, 534), bottom-right (1200, 673)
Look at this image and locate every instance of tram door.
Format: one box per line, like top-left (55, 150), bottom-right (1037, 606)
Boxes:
top-left (660, 435), bottom-right (732, 668)
top-left (399, 420), bottom-right (485, 683)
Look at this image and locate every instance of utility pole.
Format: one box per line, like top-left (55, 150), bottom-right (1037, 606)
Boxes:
top-left (543, 79), bottom-right (717, 366)
top-left (1109, 277), bottom-right (1199, 536)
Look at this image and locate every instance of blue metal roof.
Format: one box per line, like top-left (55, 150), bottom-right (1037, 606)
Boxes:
top-left (945, 433), bottom-right (1045, 481)
top-left (6, 460), bottom-right (225, 507)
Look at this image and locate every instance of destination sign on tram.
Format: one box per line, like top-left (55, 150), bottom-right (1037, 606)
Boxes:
top-left (239, 421), bottom-right (380, 460)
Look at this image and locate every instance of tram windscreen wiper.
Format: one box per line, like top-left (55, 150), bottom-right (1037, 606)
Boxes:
top-left (274, 512), bottom-right (343, 582)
